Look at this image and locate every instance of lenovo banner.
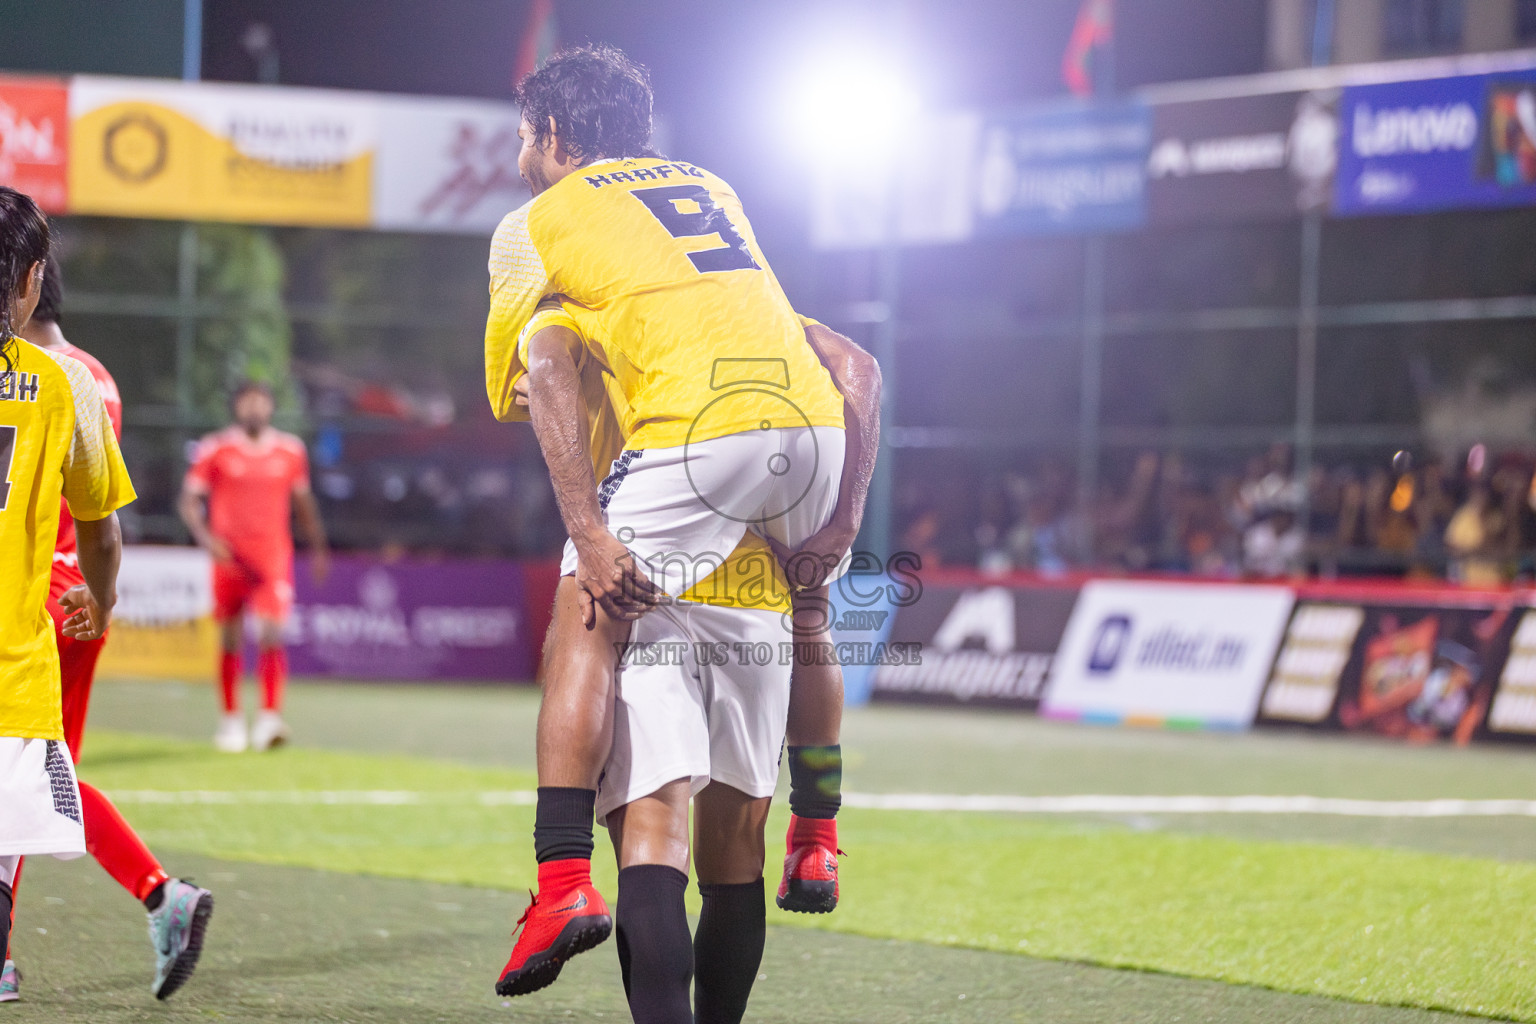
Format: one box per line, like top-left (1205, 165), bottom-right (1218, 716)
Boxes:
top-left (1334, 70), bottom-right (1536, 216)
top-left (1041, 581), bottom-right (1293, 729)
top-left (871, 581), bottom-right (1079, 708)
top-left (1257, 597), bottom-right (1517, 744)
top-left (1146, 89), bottom-right (1339, 224)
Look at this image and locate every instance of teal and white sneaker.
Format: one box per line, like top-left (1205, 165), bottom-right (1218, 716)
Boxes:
top-left (147, 879), bottom-right (213, 1000)
top-left (0, 959), bottom-right (18, 1002)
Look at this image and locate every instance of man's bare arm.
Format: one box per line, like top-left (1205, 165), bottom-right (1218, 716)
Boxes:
top-left (177, 486), bottom-right (230, 563)
top-left (293, 488), bottom-right (331, 580)
top-left (806, 322), bottom-right (882, 541)
top-left (525, 325), bottom-right (659, 623)
top-left (773, 323), bottom-right (882, 588)
top-left (59, 512), bottom-right (122, 641)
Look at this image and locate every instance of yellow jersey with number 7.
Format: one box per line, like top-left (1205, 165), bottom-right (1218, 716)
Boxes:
top-left (484, 157), bottom-right (844, 451)
top-left (0, 339), bottom-right (136, 740)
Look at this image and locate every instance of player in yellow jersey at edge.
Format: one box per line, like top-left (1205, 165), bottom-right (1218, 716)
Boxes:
top-left (484, 46), bottom-right (882, 1024)
top-left (0, 187), bottom-right (186, 1001)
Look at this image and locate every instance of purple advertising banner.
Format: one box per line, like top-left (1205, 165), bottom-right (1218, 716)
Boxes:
top-left (286, 556), bottom-right (532, 682)
top-left (1334, 70), bottom-right (1536, 215)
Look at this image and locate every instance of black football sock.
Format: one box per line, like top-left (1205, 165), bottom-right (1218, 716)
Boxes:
top-left (533, 787), bottom-right (596, 864)
top-left (0, 881), bottom-right (12, 966)
top-left (787, 745), bottom-right (843, 820)
top-left (694, 878), bottom-right (766, 1024)
top-left (143, 880), bottom-right (167, 912)
top-left (615, 865), bottom-right (693, 1024)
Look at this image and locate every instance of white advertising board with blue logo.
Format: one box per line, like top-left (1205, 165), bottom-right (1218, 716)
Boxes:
top-left (1041, 581), bottom-right (1294, 730)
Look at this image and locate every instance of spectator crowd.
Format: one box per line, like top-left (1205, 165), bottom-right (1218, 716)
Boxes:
top-left (898, 444), bottom-right (1536, 584)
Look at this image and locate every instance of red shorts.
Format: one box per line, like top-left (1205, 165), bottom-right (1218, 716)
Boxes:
top-left (48, 565), bottom-right (105, 761)
top-left (213, 557), bottom-right (295, 622)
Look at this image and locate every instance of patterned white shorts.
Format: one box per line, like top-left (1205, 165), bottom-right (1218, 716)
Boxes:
top-left (0, 736), bottom-right (86, 859)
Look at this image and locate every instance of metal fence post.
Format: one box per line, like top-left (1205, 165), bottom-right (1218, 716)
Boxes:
top-left (1079, 234), bottom-right (1106, 553)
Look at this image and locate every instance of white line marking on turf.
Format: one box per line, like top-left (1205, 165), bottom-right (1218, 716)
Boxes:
top-left (105, 790), bottom-right (537, 806)
top-left (840, 793), bottom-right (1536, 817)
top-left (102, 790), bottom-right (1536, 818)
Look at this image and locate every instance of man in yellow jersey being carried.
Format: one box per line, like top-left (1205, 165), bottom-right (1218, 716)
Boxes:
top-left (0, 188), bottom-right (209, 999)
top-left (484, 46), bottom-right (881, 1024)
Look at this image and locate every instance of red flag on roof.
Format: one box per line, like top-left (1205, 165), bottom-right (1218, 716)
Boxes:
top-left (1062, 0), bottom-right (1114, 97)
top-left (513, 0), bottom-right (558, 86)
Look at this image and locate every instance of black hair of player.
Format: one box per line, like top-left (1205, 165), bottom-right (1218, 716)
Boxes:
top-left (31, 255), bottom-right (63, 326)
top-left (229, 378), bottom-right (275, 410)
top-left (515, 43), bottom-right (657, 164)
top-left (0, 186), bottom-right (50, 373)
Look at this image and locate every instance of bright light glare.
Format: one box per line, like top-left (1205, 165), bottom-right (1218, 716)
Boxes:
top-left (787, 56), bottom-right (920, 165)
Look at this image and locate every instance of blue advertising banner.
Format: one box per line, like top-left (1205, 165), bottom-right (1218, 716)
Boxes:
top-left (971, 102), bottom-right (1149, 235)
top-left (1335, 71), bottom-right (1536, 215)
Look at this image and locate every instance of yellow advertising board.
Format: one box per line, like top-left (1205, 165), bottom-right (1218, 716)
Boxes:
top-left (95, 545), bottom-right (219, 682)
top-left (68, 76), bottom-right (374, 227)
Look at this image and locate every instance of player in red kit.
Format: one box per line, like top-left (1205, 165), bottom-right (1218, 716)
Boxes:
top-left (178, 382), bottom-right (329, 753)
top-left (4, 259), bottom-right (213, 1003)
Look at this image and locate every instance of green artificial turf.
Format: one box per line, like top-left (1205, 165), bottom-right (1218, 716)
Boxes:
top-left (76, 728), bottom-right (1536, 1021)
top-left (14, 852), bottom-right (1482, 1024)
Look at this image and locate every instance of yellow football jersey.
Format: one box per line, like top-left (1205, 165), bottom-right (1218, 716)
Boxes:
top-left (485, 157), bottom-right (845, 451)
top-left (0, 340), bottom-right (135, 740)
top-left (518, 303), bottom-right (790, 613)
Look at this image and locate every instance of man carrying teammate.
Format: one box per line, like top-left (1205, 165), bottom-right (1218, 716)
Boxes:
top-left (178, 381), bottom-right (330, 753)
top-left (484, 47), bottom-right (881, 1022)
top-left (4, 260), bottom-right (213, 1002)
top-left (0, 187), bottom-right (211, 1003)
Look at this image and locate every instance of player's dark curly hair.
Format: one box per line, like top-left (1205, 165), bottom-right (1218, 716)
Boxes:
top-left (515, 43), bottom-right (655, 164)
top-left (229, 378), bottom-right (274, 411)
top-left (31, 257), bottom-right (62, 327)
top-left (0, 186), bottom-right (50, 373)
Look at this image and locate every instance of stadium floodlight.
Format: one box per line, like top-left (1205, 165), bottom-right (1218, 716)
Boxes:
top-left (785, 54), bottom-right (920, 168)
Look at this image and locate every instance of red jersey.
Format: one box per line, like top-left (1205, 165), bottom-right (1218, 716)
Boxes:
top-left (52, 339), bottom-right (124, 580)
top-left (184, 427), bottom-right (311, 570)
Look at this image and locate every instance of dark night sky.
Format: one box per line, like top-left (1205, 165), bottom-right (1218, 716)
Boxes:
top-left (199, 0), bottom-right (1269, 292)
top-left (200, 0), bottom-right (1271, 130)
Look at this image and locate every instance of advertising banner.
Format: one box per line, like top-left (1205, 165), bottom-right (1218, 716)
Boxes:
top-left (1257, 597), bottom-right (1516, 744)
top-left (286, 555), bottom-right (531, 682)
top-left (809, 111), bottom-right (978, 249)
top-left (69, 76), bottom-right (376, 227)
top-left (1484, 608), bottom-right (1536, 736)
top-left (1146, 89), bottom-right (1339, 224)
top-left (871, 582), bottom-right (1079, 708)
top-left (1041, 580), bottom-right (1293, 729)
top-left (0, 76), bottom-right (69, 213)
top-left (1334, 70), bottom-right (1536, 216)
top-left (971, 102), bottom-right (1149, 235)
top-left (97, 547), bottom-right (536, 683)
top-left (95, 545), bottom-right (217, 681)
top-left (373, 95), bottom-right (528, 235)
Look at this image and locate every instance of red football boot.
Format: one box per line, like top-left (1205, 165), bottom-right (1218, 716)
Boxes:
top-left (495, 860), bottom-right (612, 997)
top-left (776, 814), bottom-right (841, 914)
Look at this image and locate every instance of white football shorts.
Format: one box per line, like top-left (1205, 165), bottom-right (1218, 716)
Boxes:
top-left (561, 425), bottom-right (848, 596)
top-left (0, 737), bottom-right (86, 859)
top-left (595, 600), bottom-right (791, 828)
